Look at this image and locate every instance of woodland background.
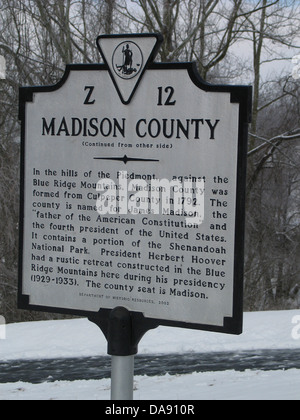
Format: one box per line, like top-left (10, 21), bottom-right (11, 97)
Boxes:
top-left (0, 0), bottom-right (299, 323)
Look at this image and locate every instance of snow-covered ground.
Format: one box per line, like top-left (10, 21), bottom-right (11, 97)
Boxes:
top-left (1, 310), bottom-right (300, 400)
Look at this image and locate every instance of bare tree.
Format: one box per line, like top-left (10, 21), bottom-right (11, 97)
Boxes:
top-left (118, 0), bottom-right (248, 78)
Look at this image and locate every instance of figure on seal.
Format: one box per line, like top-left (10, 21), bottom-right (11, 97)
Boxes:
top-left (116, 44), bottom-right (136, 76)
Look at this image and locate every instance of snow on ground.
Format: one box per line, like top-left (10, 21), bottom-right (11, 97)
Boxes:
top-left (1, 310), bottom-right (300, 361)
top-left (0, 310), bottom-right (300, 400)
top-left (1, 370), bottom-right (300, 400)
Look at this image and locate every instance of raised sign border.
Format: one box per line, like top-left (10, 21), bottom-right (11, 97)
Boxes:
top-left (18, 56), bottom-right (252, 336)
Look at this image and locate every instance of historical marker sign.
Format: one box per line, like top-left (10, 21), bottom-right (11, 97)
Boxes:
top-left (19, 34), bottom-right (251, 335)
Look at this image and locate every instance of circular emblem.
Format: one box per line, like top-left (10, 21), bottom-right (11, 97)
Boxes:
top-left (112, 41), bottom-right (143, 80)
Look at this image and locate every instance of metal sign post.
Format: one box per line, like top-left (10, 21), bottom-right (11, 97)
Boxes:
top-left (108, 308), bottom-right (135, 400)
top-left (111, 355), bottom-right (134, 400)
top-left (89, 307), bottom-right (159, 400)
top-left (90, 307), bottom-right (136, 400)
top-left (18, 33), bottom-right (251, 400)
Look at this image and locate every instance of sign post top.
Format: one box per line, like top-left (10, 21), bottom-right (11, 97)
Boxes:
top-left (97, 33), bottom-right (163, 104)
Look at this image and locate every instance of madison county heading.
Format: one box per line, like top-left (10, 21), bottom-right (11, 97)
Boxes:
top-left (41, 116), bottom-right (220, 141)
